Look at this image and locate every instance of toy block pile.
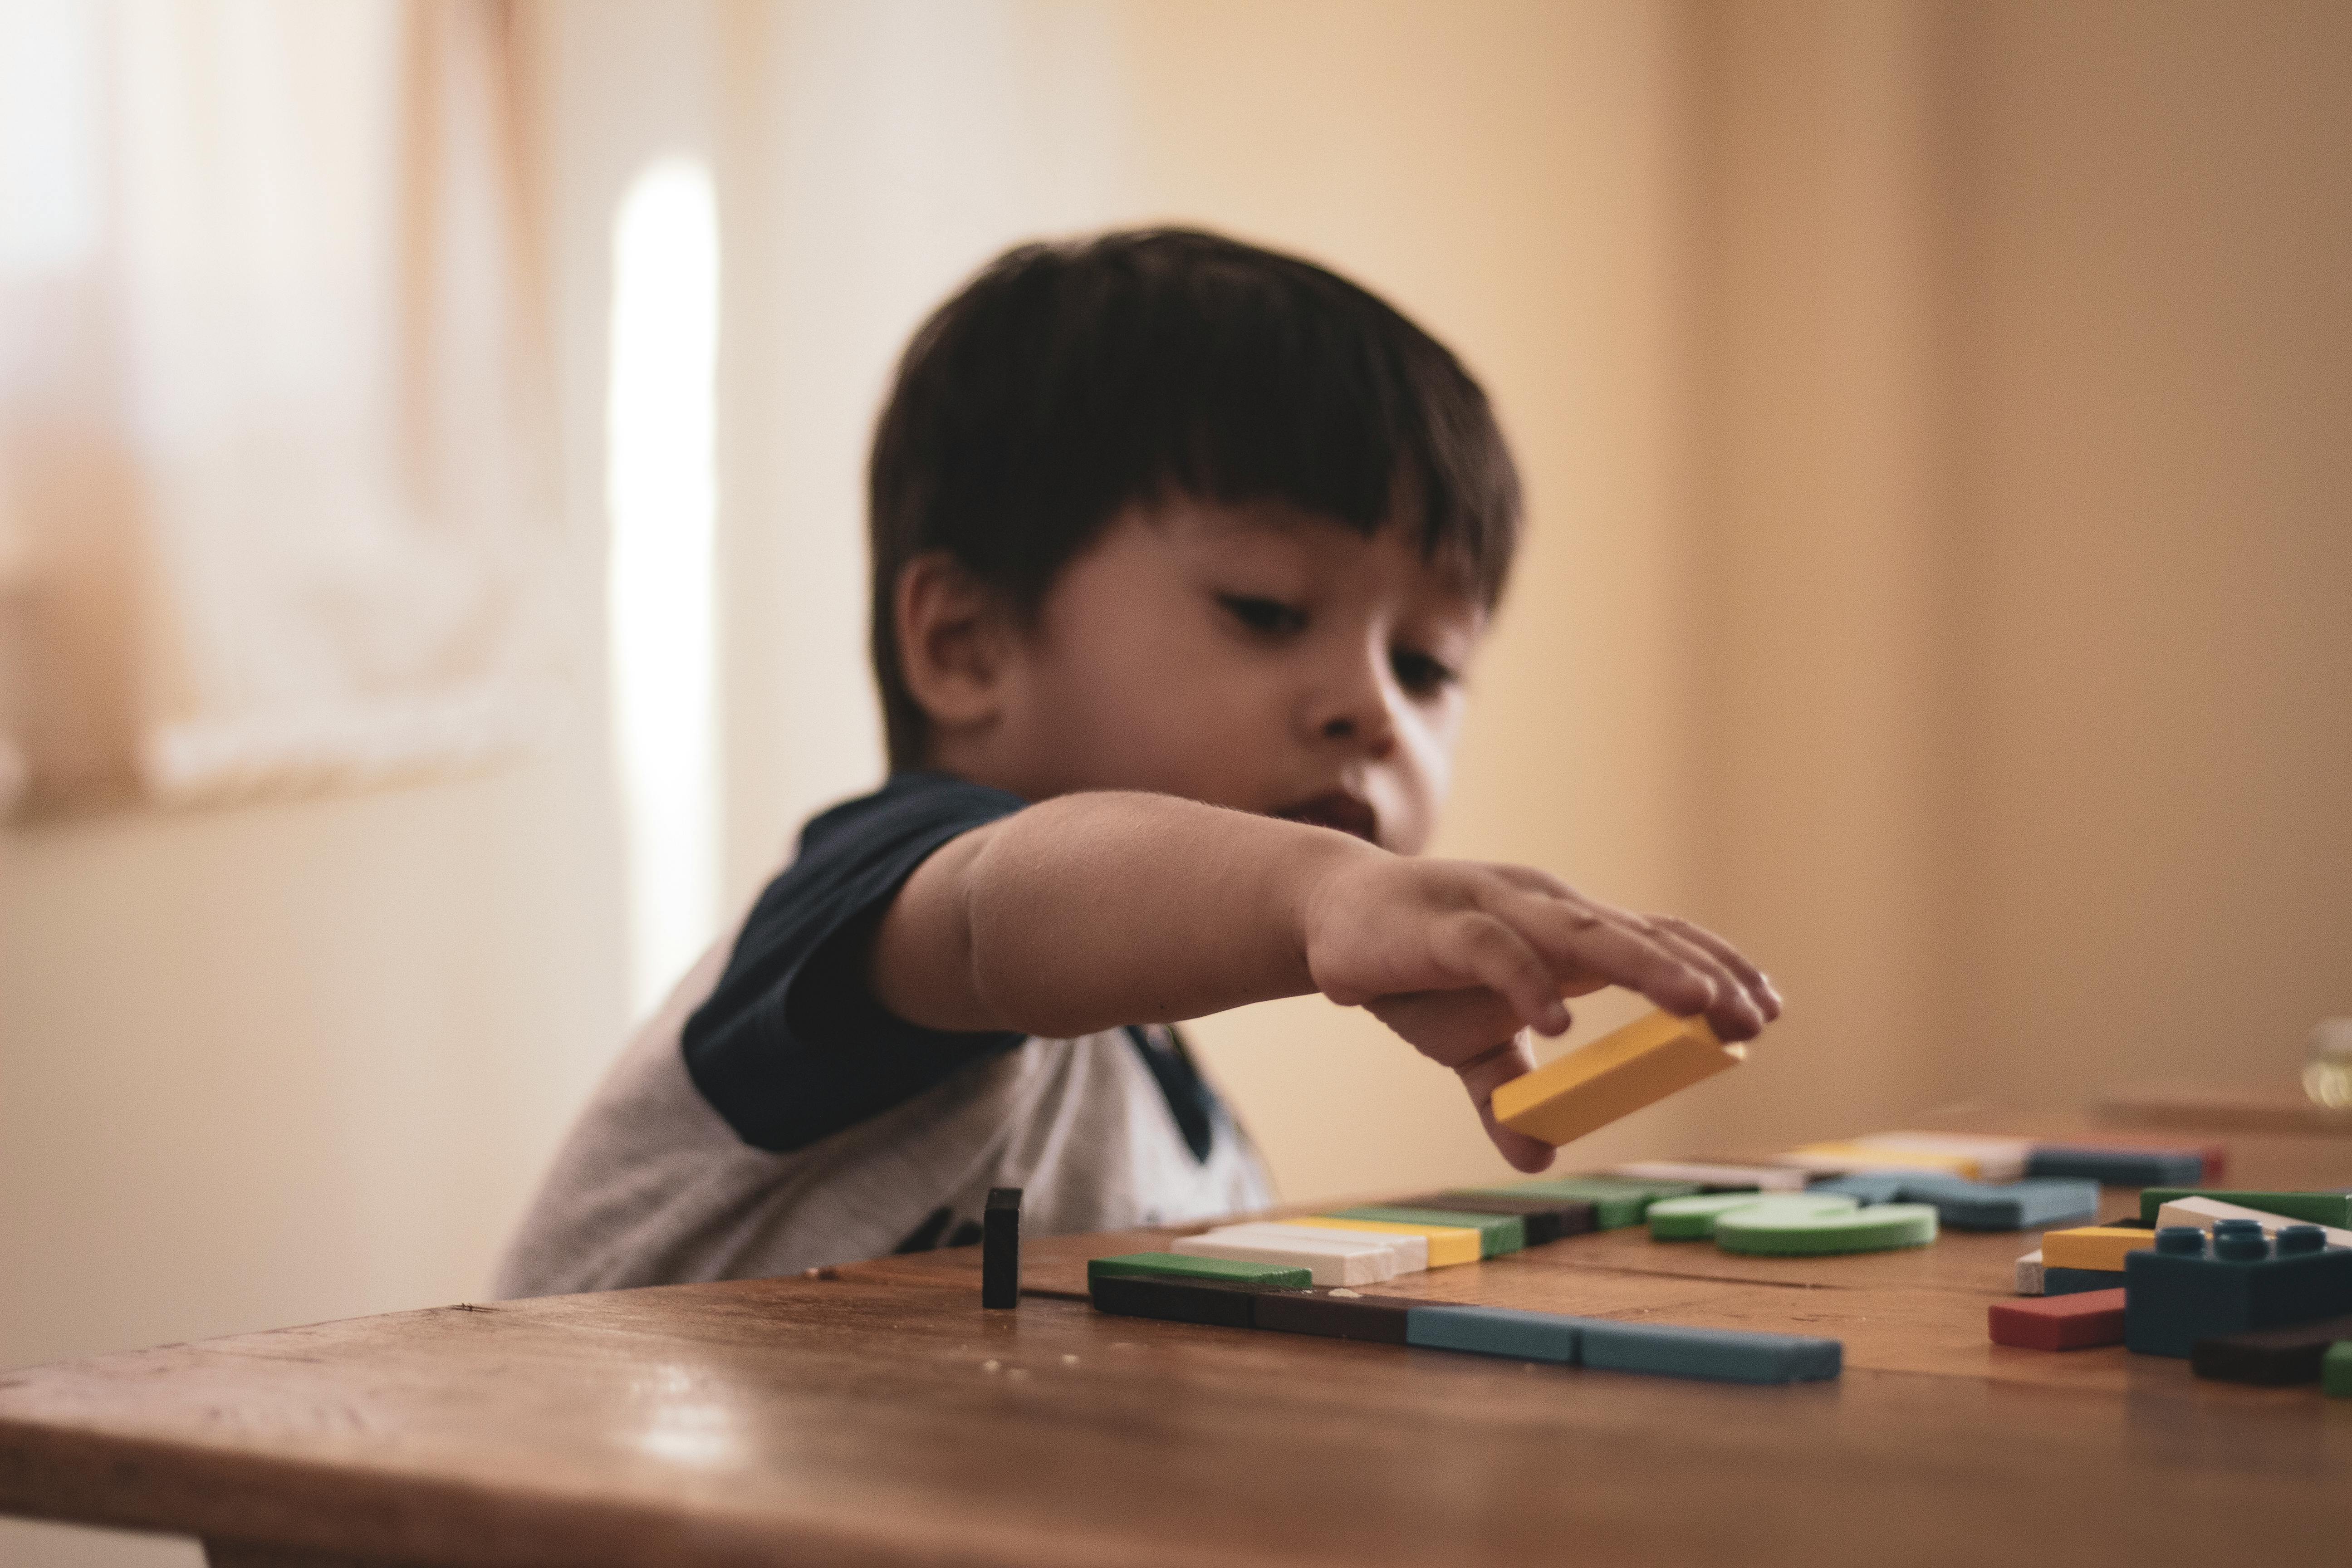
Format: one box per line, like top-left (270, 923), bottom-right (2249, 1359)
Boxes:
top-left (1989, 1183), bottom-right (2352, 1392)
top-left (1087, 1177), bottom-right (1842, 1385)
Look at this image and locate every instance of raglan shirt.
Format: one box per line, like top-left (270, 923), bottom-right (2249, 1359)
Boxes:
top-left (495, 772), bottom-right (1275, 1298)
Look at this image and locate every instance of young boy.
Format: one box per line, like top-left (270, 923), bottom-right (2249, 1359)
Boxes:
top-left (496, 228), bottom-right (1778, 1297)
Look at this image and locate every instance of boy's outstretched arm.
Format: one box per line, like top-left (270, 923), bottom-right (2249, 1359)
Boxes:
top-left (870, 791), bottom-right (1779, 1170)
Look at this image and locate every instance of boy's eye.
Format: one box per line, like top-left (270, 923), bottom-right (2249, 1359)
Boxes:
top-left (1218, 594), bottom-right (1308, 636)
top-left (1391, 647), bottom-right (1459, 698)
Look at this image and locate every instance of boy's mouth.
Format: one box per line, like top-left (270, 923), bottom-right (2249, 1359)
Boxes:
top-left (1270, 791), bottom-right (1378, 844)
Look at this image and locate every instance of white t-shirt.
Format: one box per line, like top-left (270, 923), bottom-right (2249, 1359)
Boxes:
top-left (496, 774), bottom-right (1276, 1298)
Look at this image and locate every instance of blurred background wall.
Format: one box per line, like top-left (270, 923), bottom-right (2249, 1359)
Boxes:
top-left (3, 2), bottom-right (2346, 1561)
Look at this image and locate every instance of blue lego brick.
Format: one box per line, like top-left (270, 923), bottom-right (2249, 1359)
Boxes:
top-left (2123, 1224), bottom-right (2352, 1357)
top-left (1890, 1175), bottom-right (2102, 1231)
top-left (2043, 1266), bottom-right (2123, 1296)
top-left (2029, 1147), bottom-right (2207, 1185)
top-left (1808, 1174), bottom-right (1910, 1204)
top-left (1403, 1304), bottom-right (1580, 1363)
top-left (1578, 1319), bottom-right (1842, 1384)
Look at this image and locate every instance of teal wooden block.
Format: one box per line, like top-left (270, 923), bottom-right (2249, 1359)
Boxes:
top-left (1086, 1253), bottom-right (1312, 1289)
top-left (2043, 1266), bottom-right (2121, 1296)
top-left (1888, 1175), bottom-right (2102, 1231)
top-left (1403, 1304), bottom-right (1580, 1363)
top-left (1578, 1319), bottom-right (1842, 1384)
top-left (1335, 1206), bottom-right (1525, 1256)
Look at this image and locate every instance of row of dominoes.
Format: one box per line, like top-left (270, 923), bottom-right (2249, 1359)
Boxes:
top-left (1087, 1253), bottom-right (1841, 1384)
top-left (1990, 1186), bottom-right (2352, 1391)
top-left (1750, 1130), bottom-right (2223, 1188)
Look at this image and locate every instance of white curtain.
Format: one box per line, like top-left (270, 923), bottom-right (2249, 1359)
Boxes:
top-left (0, 0), bottom-right (559, 818)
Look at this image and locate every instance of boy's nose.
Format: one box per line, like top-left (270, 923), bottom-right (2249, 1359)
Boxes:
top-left (1313, 683), bottom-right (1398, 759)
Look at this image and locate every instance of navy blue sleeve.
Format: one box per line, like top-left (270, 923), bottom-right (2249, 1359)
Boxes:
top-left (681, 772), bottom-right (1030, 1152)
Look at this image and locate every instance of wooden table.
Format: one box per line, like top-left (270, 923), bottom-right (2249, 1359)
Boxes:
top-left (5, 1127), bottom-right (2350, 1568)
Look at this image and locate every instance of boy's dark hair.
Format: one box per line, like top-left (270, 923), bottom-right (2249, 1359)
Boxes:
top-left (867, 226), bottom-right (1522, 769)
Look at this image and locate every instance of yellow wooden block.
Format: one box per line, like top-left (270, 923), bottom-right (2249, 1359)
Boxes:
top-left (1299, 1217), bottom-right (1483, 1268)
top-left (1490, 1009), bottom-right (1745, 1147)
top-left (2040, 1225), bottom-right (2158, 1273)
top-left (1776, 1143), bottom-right (1980, 1180)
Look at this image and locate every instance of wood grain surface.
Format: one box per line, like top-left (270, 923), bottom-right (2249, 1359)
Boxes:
top-left (1, 1123), bottom-right (2346, 1568)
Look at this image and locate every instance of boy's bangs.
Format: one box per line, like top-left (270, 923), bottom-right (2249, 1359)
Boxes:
top-left (1092, 241), bottom-right (1520, 608)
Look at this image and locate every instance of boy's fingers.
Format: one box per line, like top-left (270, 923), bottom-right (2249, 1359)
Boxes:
top-left (1651, 915), bottom-right (1783, 1021)
top-left (1438, 915), bottom-right (1571, 1035)
top-left (1641, 925), bottom-right (1767, 1041)
top-left (1510, 895), bottom-right (1718, 1020)
top-left (1456, 1036), bottom-right (1556, 1174)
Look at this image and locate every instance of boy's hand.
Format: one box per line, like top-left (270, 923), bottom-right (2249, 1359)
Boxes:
top-left (1300, 856), bottom-right (1781, 1172)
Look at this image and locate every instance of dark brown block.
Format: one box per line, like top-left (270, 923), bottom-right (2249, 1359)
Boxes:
top-left (1252, 1289), bottom-right (1415, 1344)
top-left (2190, 1312), bottom-right (2352, 1385)
top-left (1088, 1272), bottom-right (1261, 1328)
top-left (1393, 1192), bottom-right (1597, 1245)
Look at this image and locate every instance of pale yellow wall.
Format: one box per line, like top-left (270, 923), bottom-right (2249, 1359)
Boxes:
top-left (1945, 0), bottom-right (2352, 1102)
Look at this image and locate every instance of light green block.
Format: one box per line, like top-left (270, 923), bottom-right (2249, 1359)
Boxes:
top-left (1086, 1253), bottom-right (1312, 1288)
top-left (1647, 1192), bottom-right (1857, 1241)
top-left (2324, 1342), bottom-right (2352, 1398)
top-left (1715, 1201), bottom-right (1939, 1256)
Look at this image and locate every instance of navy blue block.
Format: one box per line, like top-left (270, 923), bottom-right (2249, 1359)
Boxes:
top-left (2124, 1227), bottom-right (2352, 1357)
top-left (1891, 1176), bottom-right (2101, 1231)
top-left (2043, 1266), bottom-right (2123, 1296)
top-left (1578, 1319), bottom-right (1842, 1384)
top-left (2028, 1147), bottom-right (2205, 1186)
top-left (1404, 1304), bottom-right (1580, 1363)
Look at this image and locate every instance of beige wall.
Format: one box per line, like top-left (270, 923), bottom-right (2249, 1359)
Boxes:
top-left (5, 4), bottom-right (2348, 1561)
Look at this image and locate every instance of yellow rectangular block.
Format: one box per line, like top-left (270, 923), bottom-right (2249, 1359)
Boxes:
top-left (1775, 1143), bottom-right (1981, 1179)
top-left (1300, 1217), bottom-right (1482, 1268)
top-left (2040, 1226), bottom-right (2157, 1273)
top-left (1490, 1009), bottom-right (1745, 1147)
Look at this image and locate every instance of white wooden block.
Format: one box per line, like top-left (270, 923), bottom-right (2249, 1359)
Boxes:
top-left (2015, 1248), bottom-right (2045, 1296)
top-left (2155, 1195), bottom-right (2352, 1250)
top-left (1205, 1221), bottom-right (1428, 1274)
top-left (1611, 1161), bottom-right (1811, 1192)
top-left (1171, 1232), bottom-right (1398, 1286)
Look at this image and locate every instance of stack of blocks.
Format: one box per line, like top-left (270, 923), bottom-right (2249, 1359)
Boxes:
top-left (1988, 1184), bottom-right (2352, 1388)
top-left (2126, 1222), bottom-right (2352, 1358)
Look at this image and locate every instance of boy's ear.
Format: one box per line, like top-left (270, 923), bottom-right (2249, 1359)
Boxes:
top-left (895, 551), bottom-right (1018, 740)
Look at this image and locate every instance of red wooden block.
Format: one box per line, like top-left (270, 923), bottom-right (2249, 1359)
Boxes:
top-left (1988, 1288), bottom-right (2127, 1351)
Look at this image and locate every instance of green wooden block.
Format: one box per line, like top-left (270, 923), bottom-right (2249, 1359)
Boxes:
top-left (1471, 1176), bottom-right (1701, 1230)
top-left (1086, 1253), bottom-right (1312, 1288)
top-left (2324, 1342), bottom-right (2352, 1398)
top-left (1647, 1192), bottom-right (1857, 1241)
top-left (1334, 1206), bottom-right (1526, 1256)
top-left (1404, 1303), bottom-right (1581, 1362)
top-left (2137, 1190), bottom-right (2352, 1229)
top-left (1715, 1202), bottom-right (1939, 1256)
